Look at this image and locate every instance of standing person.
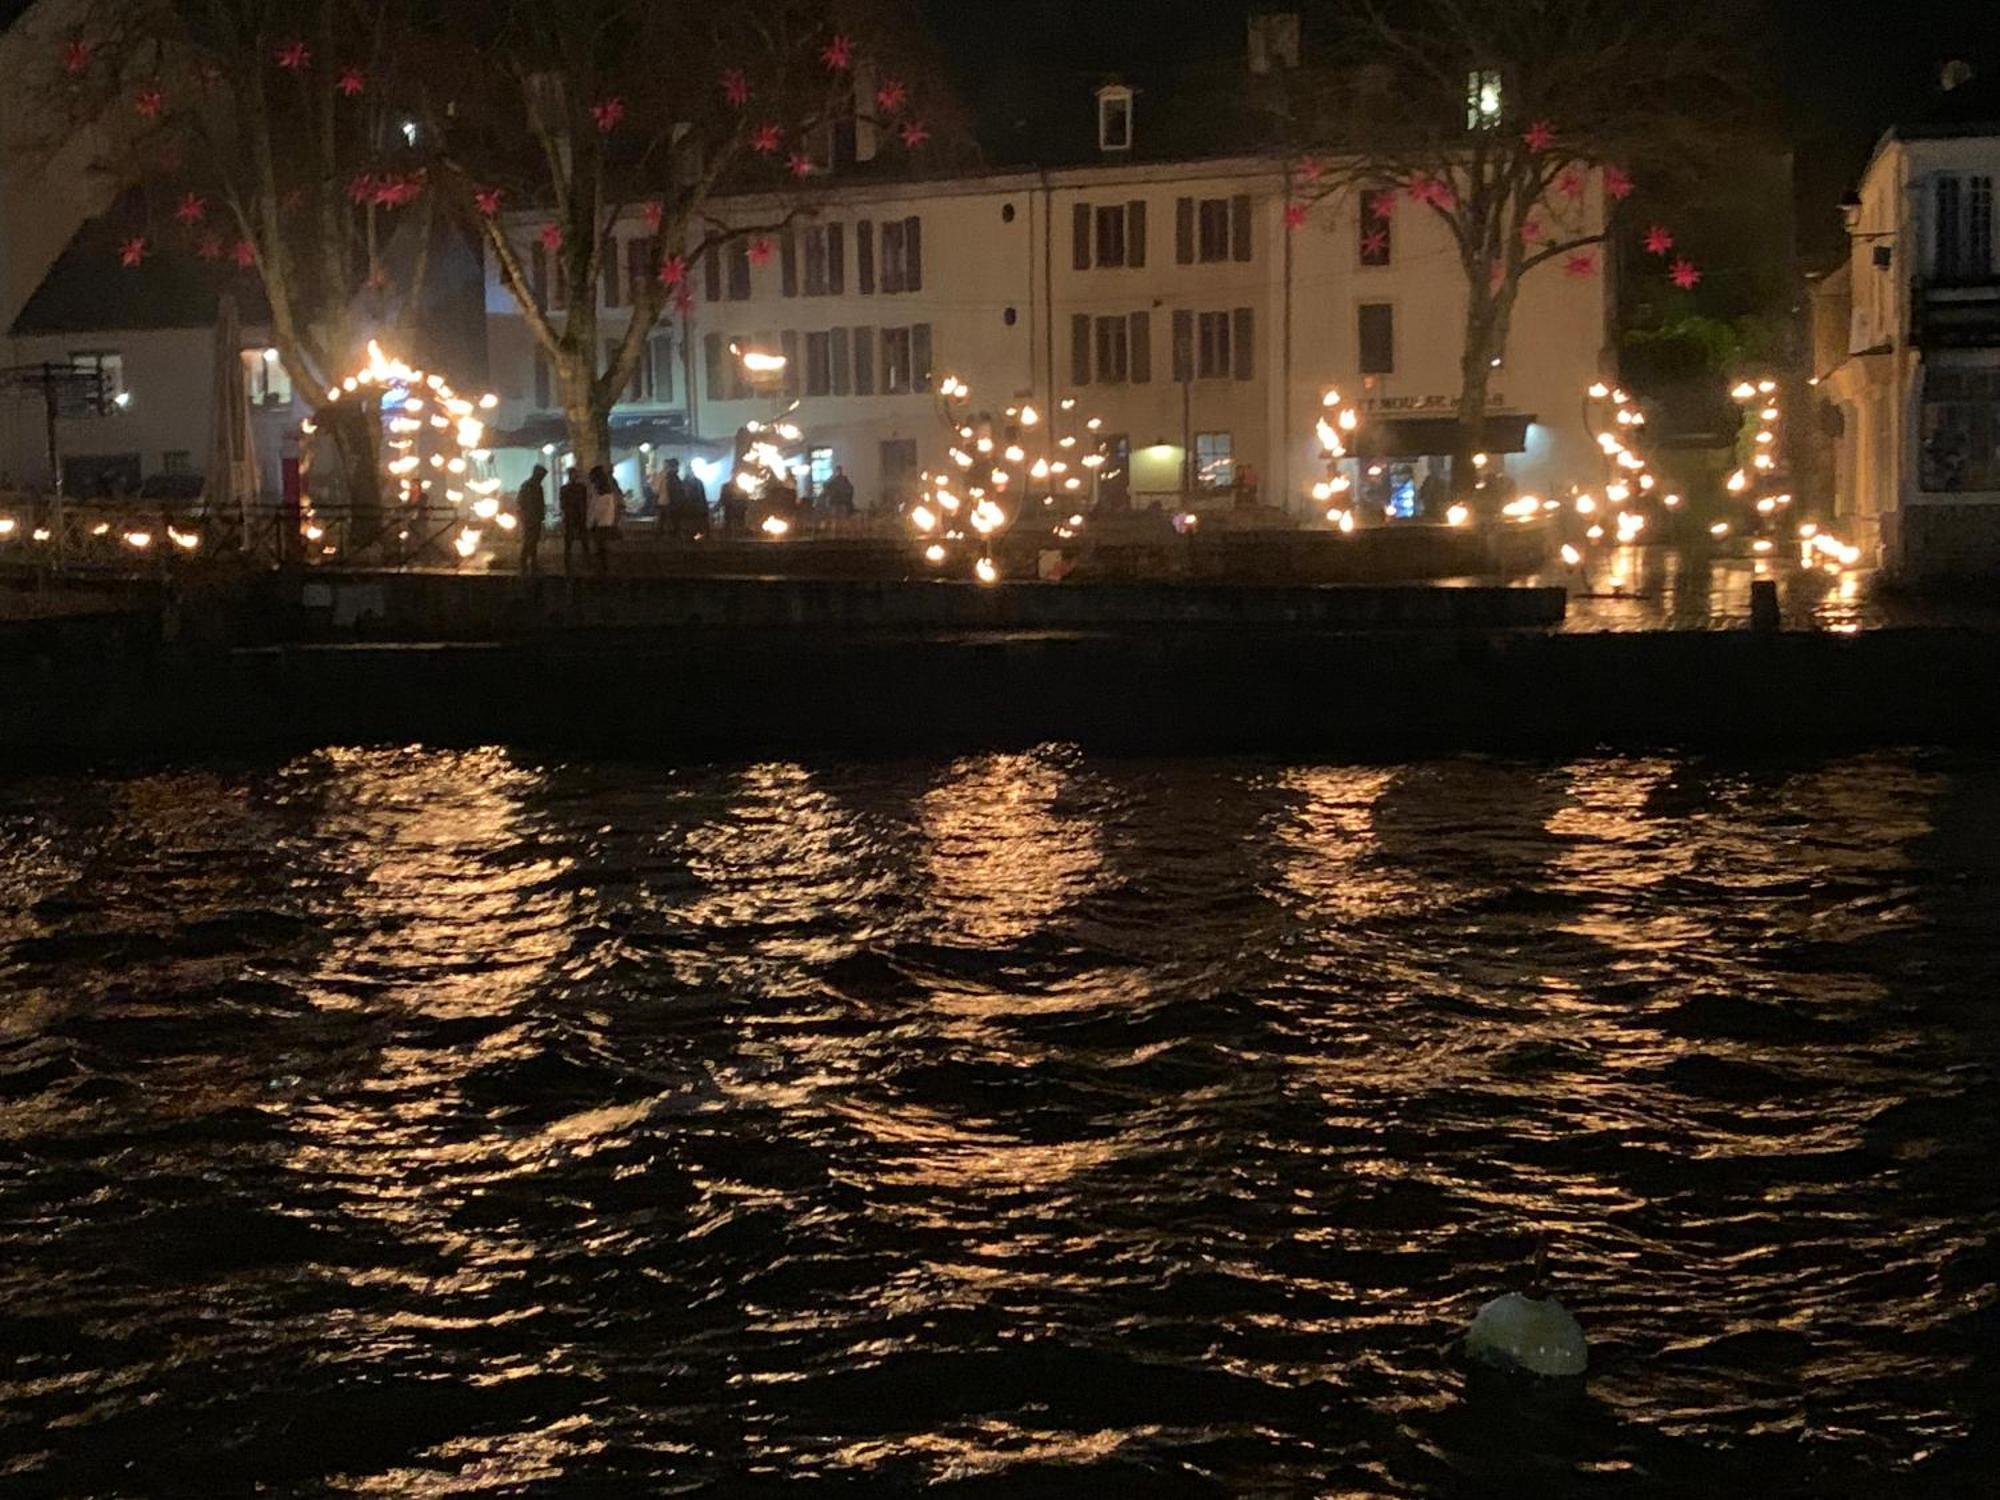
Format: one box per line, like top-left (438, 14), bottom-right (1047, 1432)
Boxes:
top-left (515, 463), bottom-right (548, 576)
top-left (1416, 464), bottom-right (1447, 521)
top-left (822, 464), bottom-right (856, 517)
top-left (679, 460), bottom-right (709, 538)
top-left (662, 458), bottom-right (691, 540)
top-left (559, 466), bottom-right (589, 574)
top-left (587, 464), bottom-right (621, 574)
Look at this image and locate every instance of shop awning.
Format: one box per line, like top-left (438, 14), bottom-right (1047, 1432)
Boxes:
top-left (1367, 413), bottom-right (1534, 458)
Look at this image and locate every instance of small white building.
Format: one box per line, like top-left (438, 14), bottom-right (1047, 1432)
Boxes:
top-left (1818, 70), bottom-right (2000, 575)
top-left (481, 124), bottom-right (1610, 516)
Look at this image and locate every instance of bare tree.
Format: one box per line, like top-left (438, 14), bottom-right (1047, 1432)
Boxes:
top-left (422, 0), bottom-right (943, 479)
top-left (1278, 0), bottom-right (1755, 491)
top-left (43, 0), bottom-right (445, 525)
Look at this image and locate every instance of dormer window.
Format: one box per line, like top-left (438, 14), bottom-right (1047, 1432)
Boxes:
top-left (1098, 85), bottom-right (1133, 153)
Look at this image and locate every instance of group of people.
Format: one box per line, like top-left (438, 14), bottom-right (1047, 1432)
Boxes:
top-left (510, 458), bottom-right (860, 576)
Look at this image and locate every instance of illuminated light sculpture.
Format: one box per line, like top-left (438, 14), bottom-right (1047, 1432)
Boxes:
top-left (1312, 387), bottom-right (1369, 531)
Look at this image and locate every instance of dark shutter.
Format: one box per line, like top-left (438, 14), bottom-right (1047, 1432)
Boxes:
top-left (781, 330), bottom-right (800, 397)
top-left (1172, 310), bottom-right (1193, 382)
top-left (1073, 202), bottom-right (1092, 270)
top-left (704, 333), bottom-right (725, 399)
top-left (601, 239), bottom-right (619, 308)
top-left (652, 331), bottom-right (674, 402)
top-left (1358, 302), bottom-right (1394, 374)
top-left (831, 326), bottom-right (851, 395)
top-left (728, 241), bottom-right (751, 299)
top-left (1129, 311), bottom-right (1151, 383)
top-left (905, 216), bottom-right (923, 291)
top-left (703, 245), bottom-right (721, 301)
top-left (1071, 313), bottom-right (1091, 385)
top-left (1232, 307), bottom-right (1255, 380)
top-left (1128, 200), bottom-right (1147, 267)
top-left (854, 326), bottom-right (875, 394)
top-left (781, 232), bottom-right (798, 297)
top-left (911, 323), bottom-right (932, 391)
top-left (530, 241), bottom-right (548, 304)
top-left (1231, 195), bottom-right (1253, 261)
top-left (857, 220), bottom-right (875, 294)
top-left (828, 224), bottom-right (846, 294)
top-left (1175, 197), bottom-right (1194, 264)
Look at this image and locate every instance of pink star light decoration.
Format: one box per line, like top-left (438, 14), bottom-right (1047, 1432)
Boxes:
top-left (642, 200), bottom-right (664, 232)
top-left (659, 254), bottom-right (687, 286)
top-left (898, 121), bottom-right (929, 149)
top-left (118, 236), bottom-right (147, 269)
top-left (821, 35), bottom-right (853, 71)
top-left (1520, 218), bottom-right (1545, 245)
top-left (721, 69), bottom-right (750, 108)
top-left (474, 187), bottom-right (503, 217)
top-left (174, 192), bottom-right (206, 226)
top-left (1523, 119), bottom-right (1556, 152)
top-left (1284, 202), bottom-right (1307, 230)
top-left (1669, 257), bottom-right (1702, 290)
top-left (539, 223), bottom-right (563, 252)
top-left (63, 39), bottom-right (92, 75)
top-left (232, 239), bottom-right (257, 268)
top-left (747, 237), bottom-right (774, 266)
top-left (1564, 251), bottom-right (1598, 278)
top-left (1644, 224), bottom-right (1675, 255)
top-left (1368, 190), bottom-right (1397, 220)
top-left (1362, 227), bottom-right (1389, 256)
top-left (197, 232), bottom-right (224, 261)
top-left (134, 87), bottom-right (164, 119)
top-left (1297, 156), bottom-right (1323, 184)
top-left (875, 78), bottom-right (908, 115)
top-left (1556, 169), bottom-right (1586, 201)
top-left (337, 68), bottom-right (365, 97)
top-left (1603, 165), bottom-right (1634, 200)
top-left (750, 122), bottom-right (782, 154)
top-left (788, 151), bottom-right (815, 179)
top-left (275, 40), bottom-right (309, 72)
top-left (592, 97), bottom-right (626, 133)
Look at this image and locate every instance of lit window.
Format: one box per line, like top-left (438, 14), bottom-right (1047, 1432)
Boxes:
top-left (71, 351), bottom-right (125, 413)
top-left (241, 347), bottom-right (293, 406)
top-left (1194, 431), bottom-right (1233, 489)
top-left (1466, 69), bottom-right (1503, 131)
top-left (808, 446), bottom-right (834, 491)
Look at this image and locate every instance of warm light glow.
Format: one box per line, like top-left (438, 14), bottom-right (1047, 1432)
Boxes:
top-left (760, 514), bottom-right (791, 537)
top-left (974, 556), bottom-right (998, 584)
top-left (1560, 544), bottom-right (1582, 566)
top-left (1727, 470), bottom-right (1748, 493)
top-left (1446, 503), bottom-right (1470, 527)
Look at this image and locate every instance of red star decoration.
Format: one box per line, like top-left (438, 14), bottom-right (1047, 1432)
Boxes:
top-left (1556, 169), bottom-right (1586, 201)
top-left (275, 40), bottom-right (309, 71)
top-left (898, 120), bottom-right (929, 149)
top-left (747, 237), bottom-right (774, 266)
top-left (232, 239), bottom-right (257, 268)
top-left (1362, 227), bottom-right (1389, 256)
top-left (592, 97), bottom-right (626, 133)
top-left (788, 151), bottom-right (814, 179)
top-left (337, 68), bottom-right (365, 97)
top-left (1522, 119), bottom-right (1556, 153)
top-left (347, 173), bottom-right (376, 205)
top-left (134, 87), bottom-right (164, 119)
top-left (1490, 261), bottom-right (1507, 289)
top-left (1520, 218), bottom-right (1545, 245)
top-left (721, 69), bottom-right (750, 107)
top-left (63, 39), bottom-right (92, 75)
top-left (1284, 201), bottom-right (1307, 230)
top-left (1604, 165), bottom-right (1634, 200)
top-left (1368, 190), bottom-right (1397, 220)
top-left (1564, 251), bottom-right (1598, 278)
top-left (539, 223), bottom-right (563, 252)
top-left (1407, 174), bottom-right (1455, 210)
top-left (474, 187), bottom-right (503, 217)
top-left (1297, 156), bottom-right (1323, 184)
top-left (672, 285), bottom-right (695, 315)
top-left (875, 78), bottom-right (908, 115)
top-left (118, 236), bottom-right (147, 269)
top-left (1669, 256), bottom-right (1702, 290)
top-left (1644, 224), bottom-right (1675, 256)
top-left (174, 192), bottom-right (205, 225)
top-left (658, 254), bottom-right (687, 286)
top-left (821, 35), bottom-right (853, 71)
top-left (375, 175), bottom-right (421, 208)
top-left (750, 122), bottom-right (782, 154)
top-left (642, 200), bottom-right (664, 232)
top-left (197, 232), bottom-right (224, 261)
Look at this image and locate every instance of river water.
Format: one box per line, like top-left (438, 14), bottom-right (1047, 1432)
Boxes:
top-left (1, 748), bottom-right (1995, 1495)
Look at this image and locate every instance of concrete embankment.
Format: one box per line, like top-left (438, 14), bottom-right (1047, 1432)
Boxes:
top-left (4, 614), bottom-right (1997, 759)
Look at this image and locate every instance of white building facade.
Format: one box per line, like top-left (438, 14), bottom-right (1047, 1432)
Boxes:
top-left (1820, 114), bottom-right (2000, 574)
top-left (481, 155), bottom-right (1611, 517)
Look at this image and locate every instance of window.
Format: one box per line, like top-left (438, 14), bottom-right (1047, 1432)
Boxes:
top-left (1186, 195), bottom-right (1252, 263)
top-left (1934, 174), bottom-right (1995, 283)
top-left (853, 326), bottom-right (876, 395)
top-left (1359, 198), bottom-right (1393, 266)
top-left (831, 327), bottom-right (852, 395)
top-left (727, 240), bottom-right (752, 300)
top-left (808, 447), bottom-right (835, 492)
top-left (1921, 367), bottom-right (2000, 492)
top-left (805, 331), bottom-right (833, 397)
top-left (242, 347), bottom-right (293, 406)
top-left (162, 450), bottom-right (191, 476)
top-left (1098, 85), bottom-right (1132, 151)
top-left (781, 231), bottom-right (798, 297)
top-left (704, 333), bottom-right (725, 400)
top-left (1075, 201), bottom-right (1147, 269)
top-left (1233, 307), bottom-right (1255, 381)
top-left (1197, 198), bottom-right (1230, 262)
top-left (635, 332), bottom-right (674, 403)
top-left (731, 336), bottom-right (754, 399)
top-left (781, 330), bottom-right (801, 399)
top-left (1196, 312), bottom-right (1231, 379)
top-left (1359, 302), bottom-right (1395, 374)
top-left (1467, 68), bottom-right (1503, 131)
top-left (1195, 431), bottom-right (1234, 489)
top-left (804, 224), bottom-right (846, 295)
top-left (703, 244), bottom-right (722, 302)
top-left (1172, 310), bottom-right (1194, 382)
top-left (1129, 311), bottom-right (1151, 383)
top-left (911, 323), bottom-right (933, 391)
top-left (1096, 205), bottom-right (1126, 267)
top-left (882, 326), bottom-right (912, 393)
top-left (857, 220), bottom-right (876, 294)
top-left (880, 216), bottom-right (922, 292)
top-left (626, 237), bottom-right (654, 303)
top-left (1094, 315), bottom-right (1129, 383)
top-left (71, 351), bottom-right (125, 412)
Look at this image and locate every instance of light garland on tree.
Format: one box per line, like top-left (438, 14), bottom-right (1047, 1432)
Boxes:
top-left (1310, 389), bottom-right (1362, 532)
top-left (912, 377), bottom-right (1108, 584)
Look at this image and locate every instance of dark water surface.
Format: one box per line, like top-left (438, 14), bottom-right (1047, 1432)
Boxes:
top-left (2, 748), bottom-right (1996, 1496)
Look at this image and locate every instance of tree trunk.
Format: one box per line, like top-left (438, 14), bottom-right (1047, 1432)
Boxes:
top-left (319, 395), bottom-right (382, 544)
top-left (1452, 298), bottom-right (1499, 500)
top-left (560, 366), bottom-right (612, 485)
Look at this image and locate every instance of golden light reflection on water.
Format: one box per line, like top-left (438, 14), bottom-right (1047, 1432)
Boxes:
top-left (1271, 765), bottom-right (1399, 924)
top-left (917, 752), bottom-right (1104, 947)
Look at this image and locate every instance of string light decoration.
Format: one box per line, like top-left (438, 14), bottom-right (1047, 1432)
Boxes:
top-left (731, 410), bottom-right (807, 536)
top-left (1310, 389), bottom-right (1362, 532)
top-left (1721, 377), bottom-right (1862, 573)
top-left (306, 340), bottom-right (503, 562)
top-left (911, 377), bottom-right (1109, 583)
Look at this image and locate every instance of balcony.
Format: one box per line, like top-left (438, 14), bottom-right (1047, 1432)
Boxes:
top-left (1913, 276), bottom-right (2000, 349)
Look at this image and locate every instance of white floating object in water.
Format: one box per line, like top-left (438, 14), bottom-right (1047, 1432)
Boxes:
top-left (1466, 1292), bottom-right (1587, 1377)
